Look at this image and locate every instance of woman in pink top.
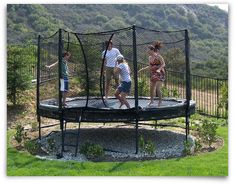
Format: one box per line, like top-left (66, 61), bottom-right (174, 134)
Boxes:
top-left (139, 41), bottom-right (165, 107)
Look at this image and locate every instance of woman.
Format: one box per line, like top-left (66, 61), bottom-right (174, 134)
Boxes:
top-left (138, 41), bottom-right (165, 107)
top-left (114, 54), bottom-right (132, 109)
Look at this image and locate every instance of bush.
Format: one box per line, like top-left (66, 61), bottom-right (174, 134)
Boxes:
top-left (80, 141), bottom-right (104, 160)
top-left (139, 135), bottom-right (156, 155)
top-left (47, 138), bottom-right (56, 151)
top-left (24, 140), bottom-right (41, 155)
top-left (218, 82), bottom-right (228, 118)
top-left (161, 86), bottom-right (170, 97)
top-left (138, 77), bottom-right (149, 96)
top-left (194, 139), bottom-right (202, 152)
top-left (199, 119), bottom-right (218, 147)
top-left (14, 124), bottom-right (25, 144)
top-left (183, 140), bottom-right (192, 155)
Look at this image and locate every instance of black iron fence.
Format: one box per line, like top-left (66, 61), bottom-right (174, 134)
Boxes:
top-left (137, 62), bottom-right (228, 119)
top-left (7, 44), bottom-right (228, 118)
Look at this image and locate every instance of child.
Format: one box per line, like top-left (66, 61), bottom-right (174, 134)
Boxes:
top-left (102, 40), bottom-right (121, 99)
top-left (114, 54), bottom-right (131, 109)
top-left (46, 51), bottom-right (71, 106)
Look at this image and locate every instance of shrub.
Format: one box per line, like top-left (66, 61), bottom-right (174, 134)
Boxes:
top-left (14, 124), bottom-right (25, 144)
top-left (161, 86), bottom-right (170, 97)
top-left (194, 139), bottom-right (202, 152)
top-left (199, 119), bottom-right (218, 147)
top-left (138, 77), bottom-right (149, 96)
top-left (47, 138), bottom-right (56, 151)
top-left (80, 141), bottom-right (104, 160)
top-left (139, 135), bottom-right (156, 155)
top-left (183, 140), bottom-right (192, 155)
top-left (218, 82), bottom-right (228, 118)
top-left (24, 140), bottom-right (41, 155)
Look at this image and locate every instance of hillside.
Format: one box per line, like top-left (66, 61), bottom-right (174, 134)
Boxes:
top-left (7, 4), bottom-right (228, 78)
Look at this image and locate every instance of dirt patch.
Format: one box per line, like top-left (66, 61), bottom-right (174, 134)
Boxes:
top-left (198, 137), bottom-right (223, 153)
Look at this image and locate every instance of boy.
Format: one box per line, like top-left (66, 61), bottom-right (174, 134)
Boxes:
top-left (46, 52), bottom-right (71, 106)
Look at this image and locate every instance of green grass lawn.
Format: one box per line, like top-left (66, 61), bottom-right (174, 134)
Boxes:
top-left (7, 126), bottom-right (228, 176)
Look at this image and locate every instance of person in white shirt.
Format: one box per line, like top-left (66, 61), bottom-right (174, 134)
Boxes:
top-left (114, 54), bottom-right (132, 109)
top-left (102, 40), bottom-right (121, 99)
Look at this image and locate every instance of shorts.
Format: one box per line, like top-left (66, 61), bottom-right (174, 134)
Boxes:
top-left (105, 67), bottom-right (119, 82)
top-left (118, 81), bottom-right (132, 94)
top-left (60, 77), bottom-right (69, 92)
top-left (150, 71), bottom-right (165, 82)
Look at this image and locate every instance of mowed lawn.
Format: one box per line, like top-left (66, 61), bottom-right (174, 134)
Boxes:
top-left (7, 126), bottom-right (228, 176)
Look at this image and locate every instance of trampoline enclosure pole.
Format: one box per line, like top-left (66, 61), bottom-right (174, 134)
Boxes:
top-left (58, 29), bottom-right (63, 113)
top-left (185, 29), bottom-right (191, 138)
top-left (58, 29), bottom-right (65, 155)
top-left (132, 25), bottom-right (139, 154)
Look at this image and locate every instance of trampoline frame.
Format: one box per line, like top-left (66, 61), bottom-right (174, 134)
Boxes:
top-left (37, 25), bottom-right (193, 157)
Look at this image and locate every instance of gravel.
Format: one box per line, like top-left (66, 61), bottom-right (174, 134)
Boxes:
top-left (37, 125), bottom-right (195, 162)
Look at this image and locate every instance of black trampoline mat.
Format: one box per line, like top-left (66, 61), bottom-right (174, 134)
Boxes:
top-left (40, 96), bottom-right (187, 110)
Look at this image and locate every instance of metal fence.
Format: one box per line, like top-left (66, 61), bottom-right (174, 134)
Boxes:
top-left (137, 62), bottom-right (228, 119)
top-left (7, 44), bottom-right (228, 118)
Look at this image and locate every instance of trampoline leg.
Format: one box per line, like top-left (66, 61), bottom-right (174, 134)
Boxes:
top-left (185, 115), bottom-right (190, 140)
top-left (64, 120), bottom-right (67, 132)
top-left (62, 120), bottom-right (67, 152)
top-left (135, 119), bottom-right (139, 154)
top-left (57, 119), bottom-right (65, 159)
top-left (75, 113), bottom-right (82, 157)
top-left (38, 116), bottom-right (41, 140)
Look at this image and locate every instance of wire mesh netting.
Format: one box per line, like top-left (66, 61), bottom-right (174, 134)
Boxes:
top-left (38, 26), bottom-right (187, 109)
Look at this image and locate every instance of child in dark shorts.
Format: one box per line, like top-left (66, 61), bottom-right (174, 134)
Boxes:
top-left (114, 54), bottom-right (132, 109)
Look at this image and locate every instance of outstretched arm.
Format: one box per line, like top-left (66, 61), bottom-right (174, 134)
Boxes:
top-left (138, 66), bottom-right (150, 73)
top-left (45, 61), bottom-right (58, 69)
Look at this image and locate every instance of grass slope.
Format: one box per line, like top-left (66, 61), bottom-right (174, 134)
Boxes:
top-left (7, 127), bottom-right (227, 176)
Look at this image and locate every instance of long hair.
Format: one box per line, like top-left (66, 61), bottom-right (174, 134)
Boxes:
top-left (148, 41), bottom-right (163, 52)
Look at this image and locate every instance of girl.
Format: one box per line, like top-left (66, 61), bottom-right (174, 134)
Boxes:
top-left (138, 41), bottom-right (165, 107)
top-left (114, 54), bottom-right (132, 109)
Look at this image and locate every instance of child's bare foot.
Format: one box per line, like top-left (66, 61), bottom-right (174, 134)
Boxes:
top-left (147, 101), bottom-right (154, 107)
top-left (119, 103), bottom-right (124, 108)
top-left (158, 101), bottom-right (162, 107)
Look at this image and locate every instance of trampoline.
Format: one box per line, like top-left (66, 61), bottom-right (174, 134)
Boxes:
top-left (39, 97), bottom-right (195, 122)
top-left (37, 25), bottom-right (195, 157)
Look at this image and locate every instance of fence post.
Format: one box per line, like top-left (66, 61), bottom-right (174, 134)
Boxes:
top-left (216, 78), bottom-right (219, 119)
top-left (37, 35), bottom-right (41, 139)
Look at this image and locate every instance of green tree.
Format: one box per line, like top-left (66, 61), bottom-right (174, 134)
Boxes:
top-left (7, 45), bottom-right (36, 105)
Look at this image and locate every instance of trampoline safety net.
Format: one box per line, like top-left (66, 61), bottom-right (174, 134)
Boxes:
top-left (38, 26), bottom-right (189, 109)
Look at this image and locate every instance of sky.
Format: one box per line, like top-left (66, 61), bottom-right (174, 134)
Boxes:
top-left (208, 3), bottom-right (228, 12)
